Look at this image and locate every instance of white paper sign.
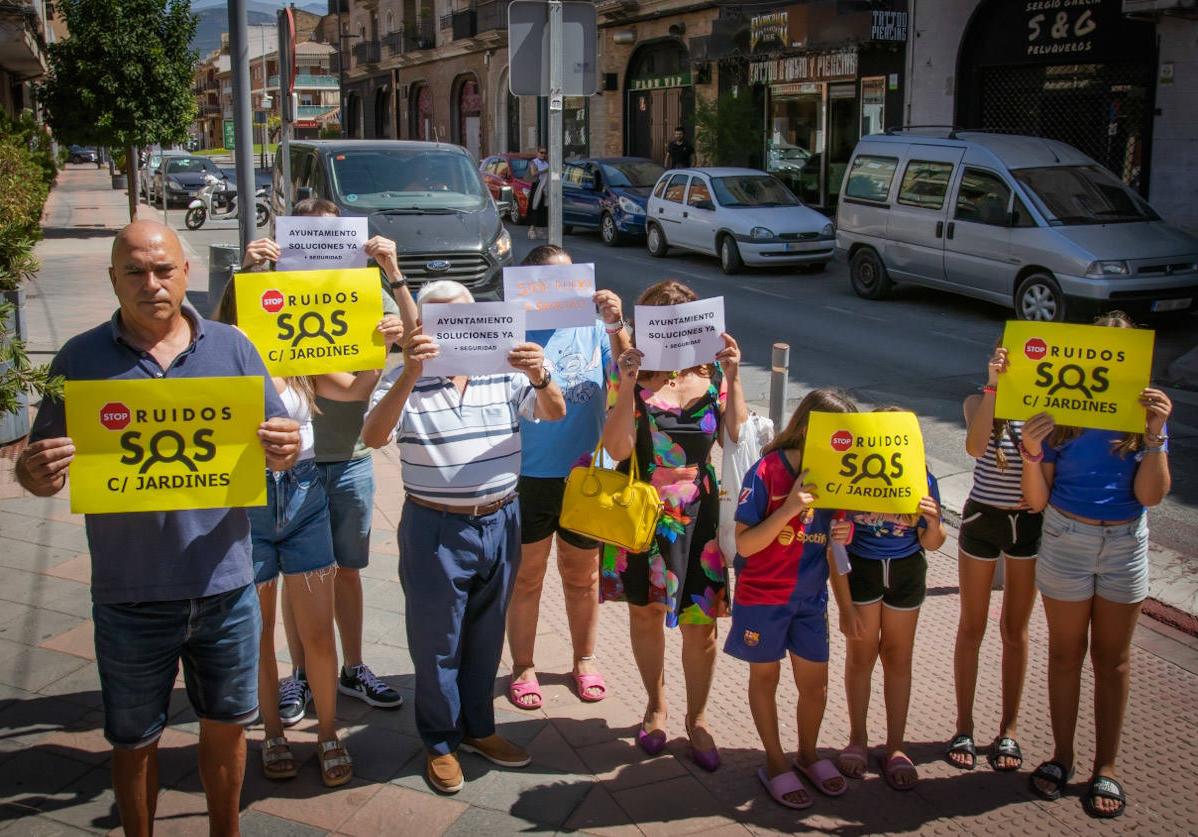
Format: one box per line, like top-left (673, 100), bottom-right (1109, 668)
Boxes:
top-left (275, 216), bottom-right (369, 271)
top-left (502, 263), bottom-right (596, 330)
top-left (422, 302), bottom-right (526, 377)
top-left (634, 297), bottom-right (725, 372)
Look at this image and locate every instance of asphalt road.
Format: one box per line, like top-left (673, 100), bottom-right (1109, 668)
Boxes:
top-left (169, 212), bottom-right (1198, 558)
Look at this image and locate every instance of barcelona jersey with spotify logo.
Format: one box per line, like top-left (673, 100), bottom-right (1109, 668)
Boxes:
top-left (734, 450), bottom-right (834, 605)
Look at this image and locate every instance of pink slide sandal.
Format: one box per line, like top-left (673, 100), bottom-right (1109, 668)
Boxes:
top-left (794, 758), bottom-right (847, 797)
top-left (757, 767), bottom-right (812, 810)
top-left (507, 677), bottom-right (543, 710)
top-left (572, 671), bottom-right (607, 703)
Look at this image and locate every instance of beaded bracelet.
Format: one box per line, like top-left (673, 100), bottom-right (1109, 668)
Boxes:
top-left (1019, 442), bottom-right (1044, 463)
top-left (982, 385), bottom-right (997, 395)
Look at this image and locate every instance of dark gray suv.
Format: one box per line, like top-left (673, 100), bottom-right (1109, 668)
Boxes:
top-left (272, 140), bottom-right (512, 299)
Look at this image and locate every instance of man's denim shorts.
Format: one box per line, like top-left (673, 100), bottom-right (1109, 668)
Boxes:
top-left (249, 459), bottom-right (336, 583)
top-left (92, 583), bottom-right (261, 749)
top-left (317, 456), bottom-right (374, 571)
top-left (1036, 505), bottom-right (1149, 604)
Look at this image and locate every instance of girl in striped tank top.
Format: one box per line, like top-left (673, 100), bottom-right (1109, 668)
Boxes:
top-left (947, 344), bottom-right (1042, 773)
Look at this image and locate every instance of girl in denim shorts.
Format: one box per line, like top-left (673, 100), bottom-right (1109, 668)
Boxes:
top-left (838, 408), bottom-right (946, 792)
top-left (948, 344), bottom-right (1042, 774)
top-left (1020, 311), bottom-right (1172, 820)
top-left (216, 281), bottom-right (398, 787)
top-left (725, 389), bottom-right (858, 810)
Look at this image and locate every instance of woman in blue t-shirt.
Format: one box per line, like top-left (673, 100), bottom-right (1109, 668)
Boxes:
top-left (1020, 311), bottom-right (1172, 820)
top-left (838, 408), bottom-right (946, 792)
top-left (505, 245), bottom-right (631, 711)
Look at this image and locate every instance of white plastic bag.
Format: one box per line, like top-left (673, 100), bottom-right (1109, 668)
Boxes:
top-left (718, 412), bottom-right (775, 566)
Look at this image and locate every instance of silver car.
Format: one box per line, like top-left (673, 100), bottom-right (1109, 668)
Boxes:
top-left (835, 131), bottom-right (1198, 321)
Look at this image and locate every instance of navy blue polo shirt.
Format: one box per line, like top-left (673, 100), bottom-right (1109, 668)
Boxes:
top-left (29, 308), bottom-right (286, 605)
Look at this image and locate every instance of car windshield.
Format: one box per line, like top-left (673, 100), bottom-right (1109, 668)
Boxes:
top-left (1012, 165), bottom-right (1159, 225)
top-left (166, 157), bottom-right (221, 175)
top-left (601, 161), bottom-right (665, 188)
top-left (711, 175), bottom-right (800, 207)
top-left (329, 149), bottom-right (487, 210)
top-left (770, 144), bottom-right (810, 161)
top-left (508, 158), bottom-right (531, 179)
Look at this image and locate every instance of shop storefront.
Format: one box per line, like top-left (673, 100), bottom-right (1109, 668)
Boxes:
top-left (955, 0), bottom-right (1156, 195)
top-left (745, 2), bottom-right (907, 210)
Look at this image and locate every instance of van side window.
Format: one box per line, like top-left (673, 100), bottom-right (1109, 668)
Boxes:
top-left (955, 168), bottom-right (1013, 226)
top-left (663, 174), bottom-right (689, 203)
top-left (844, 155), bottom-right (898, 203)
top-left (308, 158), bottom-right (327, 199)
top-left (897, 160), bottom-right (954, 210)
top-left (1012, 195), bottom-right (1036, 228)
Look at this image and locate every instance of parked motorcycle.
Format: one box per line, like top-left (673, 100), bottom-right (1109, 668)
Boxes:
top-left (185, 173), bottom-right (271, 230)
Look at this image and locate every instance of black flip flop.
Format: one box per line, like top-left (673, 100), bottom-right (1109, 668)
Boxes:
top-left (1081, 775), bottom-right (1126, 819)
top-left (1029, 760), bottom-right (1074, 801)
top-left (988, 736), bottom-right (1023, 772)
top-left (946, 733), bottom-right (977, 771)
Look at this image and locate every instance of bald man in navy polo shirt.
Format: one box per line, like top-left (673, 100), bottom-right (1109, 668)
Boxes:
top-left (16, 220), bottom-right (301, 836)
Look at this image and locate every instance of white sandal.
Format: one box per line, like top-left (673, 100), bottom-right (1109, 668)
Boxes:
top-left (317, 738), bottom-right (353, 788)
top-left (261, 736), bottom-right (298, 780)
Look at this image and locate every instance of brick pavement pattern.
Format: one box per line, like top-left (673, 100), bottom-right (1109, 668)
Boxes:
top-left (2, 169), bottom-right (1197, 835)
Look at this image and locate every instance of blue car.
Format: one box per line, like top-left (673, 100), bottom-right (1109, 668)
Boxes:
top-left (561, 157), bottom-right (665, 246)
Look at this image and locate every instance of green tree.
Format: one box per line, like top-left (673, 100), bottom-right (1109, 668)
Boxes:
top-left (693, 91), bottom-right (763, 168)
top-left (39, 0), bottom-right (198, 220)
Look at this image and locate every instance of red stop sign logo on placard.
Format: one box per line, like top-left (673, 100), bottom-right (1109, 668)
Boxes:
top-left (831, 430), bottom-right (854, 452)
top-left (99, 402), bottom-right (131, 430)
top-left (261, 289), bottom-right (285, 313)
top-left (1024, 338), bottom-right (1048, 361)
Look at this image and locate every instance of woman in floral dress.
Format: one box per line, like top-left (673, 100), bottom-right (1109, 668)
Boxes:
top-left (600, 280), bottom-right (747, 770)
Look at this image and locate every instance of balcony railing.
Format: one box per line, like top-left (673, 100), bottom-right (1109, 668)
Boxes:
top-left (476, 0), bottom-right (508, 33)
top-left (330, 52), bottom-right (341, 74)
top-left (383, 31), bottom-right (404, 56)
top-left (352, 40), bottom-right (380, 65)
top-left (404, 20), bottom-right (435, 50)
top-left (268, 74), bottom-right (339, 89)
top-left (297, 105), bottom-right (334, 118)
top-left (452, 8), bottom-right (475, 39)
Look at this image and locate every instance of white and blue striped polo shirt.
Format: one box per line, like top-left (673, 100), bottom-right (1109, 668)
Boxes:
top-left (367, 366), bottom-right (537, 505)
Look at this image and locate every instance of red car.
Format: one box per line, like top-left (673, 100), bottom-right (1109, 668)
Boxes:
top-left (480, 153), bottom-right (537, 224)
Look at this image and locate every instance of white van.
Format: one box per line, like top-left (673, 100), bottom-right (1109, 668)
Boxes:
top-left (835, 130), bottom-right (1198, 321)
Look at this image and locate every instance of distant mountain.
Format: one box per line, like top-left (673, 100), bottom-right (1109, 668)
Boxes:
top-left (189, 2), bottom-right (329, 56)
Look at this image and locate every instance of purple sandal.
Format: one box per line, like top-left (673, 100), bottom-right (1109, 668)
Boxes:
top-left (758, 767), bottom-right (812, 810)
top-left (794, 757), bottom-right (847, 797)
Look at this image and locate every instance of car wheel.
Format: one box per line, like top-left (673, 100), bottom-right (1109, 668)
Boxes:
top-left (646, 223), bottom-right (669, 257)
top-left (719, 235), bottom-right (743, 275)
top-left (184, 206), bottom-right (206, 230)
top-left (849, 248), bottom-right (893, 300)
top-left (600, 212), bottom-right (622, 246)
top-left (1016, 273), bottom-right (1066, 322)
top-left (508, 203), bottom-right (524, 225)
top-left (256, 204), bottom-right (270, 228)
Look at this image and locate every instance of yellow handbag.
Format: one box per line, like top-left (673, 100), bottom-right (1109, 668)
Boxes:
top-left (560, 440), bottom-right (662, 553)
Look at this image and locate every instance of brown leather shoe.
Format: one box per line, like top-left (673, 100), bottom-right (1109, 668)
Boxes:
top-left (460, 734), bottom-right (531, 768)
top-left (426, 752), bottom-right (464, 793)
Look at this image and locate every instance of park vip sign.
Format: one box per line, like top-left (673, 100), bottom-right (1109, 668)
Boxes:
top-left (995, 321), bottom-right (1154, 433)
top-left (803, 411), bottom-right (926, 515)
top-left (234, 268), bottom-right (386, 377)
top-left (65, 377), bottom-right (266, 514)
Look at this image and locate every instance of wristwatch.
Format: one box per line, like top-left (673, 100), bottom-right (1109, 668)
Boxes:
top-left (531, 367), bottom-right (552, 390)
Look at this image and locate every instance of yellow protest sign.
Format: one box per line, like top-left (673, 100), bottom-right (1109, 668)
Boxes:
top-left (65, 377), bottom-right (266, 514)
top-left (995, 321), bottom-right (1154, 433)
top-left (233, 268), bottom-right (385, 376)
top-left (802, 411), bottom-right (926, 514)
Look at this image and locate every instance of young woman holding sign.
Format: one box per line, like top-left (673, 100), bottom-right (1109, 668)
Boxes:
top-left (1020, 311), bottom-right (1172, 820)
top-left (727, 389), bottom-right (860, 809)
top-left (948, 345), bottom-right (1042, 773)
top-left (838, 408), bottom-right (946, 791)
top-left (602, 279), bottom-right (746, 770)
top-left (214, 284), bottom-right (404, 787)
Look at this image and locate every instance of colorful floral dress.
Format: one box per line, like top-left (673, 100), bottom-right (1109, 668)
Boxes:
top-left (599, 371), bottom-right (730, 628)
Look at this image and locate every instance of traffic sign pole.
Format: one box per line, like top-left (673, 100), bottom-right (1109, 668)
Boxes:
top-left (548, 0), bottom-right (563, 247)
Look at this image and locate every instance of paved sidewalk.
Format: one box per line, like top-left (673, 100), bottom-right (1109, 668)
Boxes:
top-left (2, 169), bottom-right (1197, 835)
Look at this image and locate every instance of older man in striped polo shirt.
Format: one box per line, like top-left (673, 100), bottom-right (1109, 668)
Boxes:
top-left (362, 279), bottom-right (566, 794)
